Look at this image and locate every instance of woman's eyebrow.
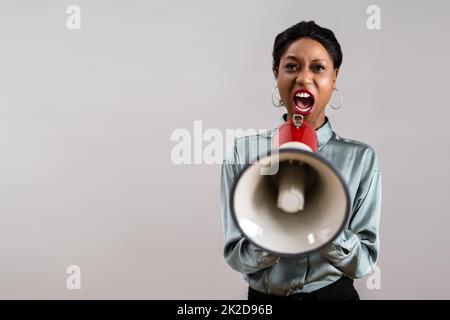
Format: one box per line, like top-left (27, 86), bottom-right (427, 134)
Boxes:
top-left (285, 54), bottom-right (300, 61)
top-left (284, 55), bottom-right (327, 63)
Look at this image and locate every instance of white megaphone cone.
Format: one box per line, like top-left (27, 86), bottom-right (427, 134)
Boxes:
top-left (230, 113), bottom-right (350, 257)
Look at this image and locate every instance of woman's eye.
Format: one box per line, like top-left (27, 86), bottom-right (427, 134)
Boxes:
top-left (285, 63), bottom-right (298, 71)
top-left (313, 65), bottom-right (325, 72)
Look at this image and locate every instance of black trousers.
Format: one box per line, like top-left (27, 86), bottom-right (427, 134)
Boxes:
top-left (248, 276), bottom-right (360, 300)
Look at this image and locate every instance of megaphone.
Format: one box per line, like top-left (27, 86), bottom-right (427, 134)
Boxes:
top-left (230, 113), bottom-right (350, 257)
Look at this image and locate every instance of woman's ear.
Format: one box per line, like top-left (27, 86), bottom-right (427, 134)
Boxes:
top-left (333, 68), bottom-right (339, 88)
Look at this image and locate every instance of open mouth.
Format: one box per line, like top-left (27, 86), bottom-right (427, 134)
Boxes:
top-left (292, 89), bottom-right (315, 114)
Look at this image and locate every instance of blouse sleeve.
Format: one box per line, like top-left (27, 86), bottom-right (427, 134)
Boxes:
top-left (220, 139), bottom-right (280, 275)
top-left (319, 149), bottom-right (382, 279)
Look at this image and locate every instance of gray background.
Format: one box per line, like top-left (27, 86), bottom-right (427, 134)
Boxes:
top-left (0, 0), bottom-right (449, 299)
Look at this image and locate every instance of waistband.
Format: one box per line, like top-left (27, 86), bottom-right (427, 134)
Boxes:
top-left (248, 276), bottom-right (358, 301)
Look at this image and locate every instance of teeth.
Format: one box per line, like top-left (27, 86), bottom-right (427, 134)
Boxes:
top-left (295, 92), bottom-right (311, 98)
top-left (297, 106), bottom-right (312, 112)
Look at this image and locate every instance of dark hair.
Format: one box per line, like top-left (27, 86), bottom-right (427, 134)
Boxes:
top-left (272, 21), bottom-right (343, 76)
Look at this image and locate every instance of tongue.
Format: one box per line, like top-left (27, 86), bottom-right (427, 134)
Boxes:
top-left (294, 96), bottom-right (313, 109)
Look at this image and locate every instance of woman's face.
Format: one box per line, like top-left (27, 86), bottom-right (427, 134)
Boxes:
top-left (275, 37), bottom-right (338, 129)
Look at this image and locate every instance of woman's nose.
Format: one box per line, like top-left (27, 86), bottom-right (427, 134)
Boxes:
top-left (296, 70), bottom-right (313, 86)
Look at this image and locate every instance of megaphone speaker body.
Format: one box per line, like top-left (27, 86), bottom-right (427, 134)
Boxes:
top-left (230, 117), bottom-right (350, 257)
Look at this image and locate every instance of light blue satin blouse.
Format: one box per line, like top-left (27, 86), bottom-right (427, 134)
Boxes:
top-left (220, 116), bottom-right (382, 295)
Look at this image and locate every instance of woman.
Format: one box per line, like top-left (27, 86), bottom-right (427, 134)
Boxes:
top-left (220, 21), bottom-right (381, 300)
